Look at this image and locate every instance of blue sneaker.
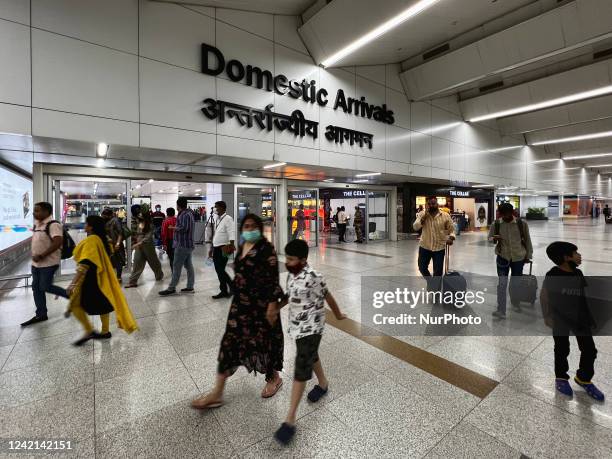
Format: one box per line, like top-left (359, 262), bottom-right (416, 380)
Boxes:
top-left (574, 377), bottom-right (605, 401)
top-left (555, 378), bottom-right (573, 396)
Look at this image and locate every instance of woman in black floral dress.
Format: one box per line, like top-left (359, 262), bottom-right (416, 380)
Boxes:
top-left (192, 214), bottom-right (284, 409)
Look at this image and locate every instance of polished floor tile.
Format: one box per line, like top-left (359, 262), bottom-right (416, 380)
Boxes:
top-left (466, 384), bottom-right (612, 458)
top-left (425, 421), bottom-right (521, 458)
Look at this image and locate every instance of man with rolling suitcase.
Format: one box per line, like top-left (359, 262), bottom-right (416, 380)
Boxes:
top-left (488, 203), bottom-right (534, 319)
top-left (414, 196), bottom-right (455, 292)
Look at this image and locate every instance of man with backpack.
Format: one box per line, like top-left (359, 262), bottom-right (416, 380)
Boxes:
top-left (488, 202), bottom-right (533, 319)
top-left (22, 202), bottom-right (72, 326)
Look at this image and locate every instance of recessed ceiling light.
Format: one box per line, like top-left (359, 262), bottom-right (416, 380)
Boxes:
top-left (531, 130), bottom-right (612, 146)
top-left (353, 179), bottom-right (370, 183)
top-left (320, 0), bottom-right (442, 67)
top-left (148, 179), bottom-right (154, 183)
top-left (195, 189), bottom-right (202, 192)
top-left (96, 158), bottom-right (105, 167)
top-left (323, 178), bottom-right (335, 182)
top-left (96, 142), bottom-right (109, 157)
top-left (263, 162), bottom-right (287, 169)
top-left (469, 84), bottom-right (612, 122)
top-left (136, 184), bottom-right (141, 189)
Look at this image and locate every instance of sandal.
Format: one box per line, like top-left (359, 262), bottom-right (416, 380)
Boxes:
top-left (124, 284), bottom-right (138, 289)
top-left (274, 422), bottom-right (296, 445)
top-left (307, 384), bottom-right (328, 402)
top-left (73, 333), bottom-right (94, 346)
top-left (191, 394), bottom-right (224, 410)
top-left (261, 378), bottom-right (283, 398)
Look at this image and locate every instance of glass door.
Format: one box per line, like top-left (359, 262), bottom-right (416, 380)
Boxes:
top-left (287, 189), bottom-right (318, 247)
top-left (235, 185), bottom-right (277, 247)
top-left (52, 178), bottom-right (130, 275)
top-left (367, 190), bottom-right (389, 242)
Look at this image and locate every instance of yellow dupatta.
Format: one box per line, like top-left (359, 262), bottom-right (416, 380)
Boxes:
top-left (73, 235), bottom-right (138, 333)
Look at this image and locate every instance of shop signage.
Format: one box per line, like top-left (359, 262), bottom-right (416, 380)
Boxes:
top-left (449, 190), bottom-right (469, 197)
top-left (548, 196), bottom-right (559, 208)
top-left (201, 99), bottom-right (373, 149)
top-left (290, 191), bottom-right (312, 199)
top-left (343, 190), bottom-right (371, 197)
top-left (202, 44), bottom-right (395, 125)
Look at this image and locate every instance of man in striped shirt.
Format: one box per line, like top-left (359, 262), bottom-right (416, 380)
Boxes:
top-left (413, 197), bottom-right (455, 285)
top-left (159, 197), bottom-right (195, 296)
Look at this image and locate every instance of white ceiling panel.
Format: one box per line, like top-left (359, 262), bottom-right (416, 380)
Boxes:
top-left (152, 0), bottom-right (315, 15)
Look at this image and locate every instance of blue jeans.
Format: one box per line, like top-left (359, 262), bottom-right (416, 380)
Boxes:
top-left (168, 246), bottom-right (194, 290)
top-left (418, 247), bottom-right (445, 291)
top-left (32, 265), bottom-right (68, 317)
top-left (496, 255), bottom-right (524, 314)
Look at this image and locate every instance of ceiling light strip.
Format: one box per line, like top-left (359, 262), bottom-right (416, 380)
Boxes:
top-left (531, 130), bottom-right (612, 146)
top-left (320, 0), bottom-right (441, 67)
top-left (469, 84), bottom-right (612, 122)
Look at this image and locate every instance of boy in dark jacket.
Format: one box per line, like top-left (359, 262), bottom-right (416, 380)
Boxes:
top-left (540, 241), bottom-right (604, 400)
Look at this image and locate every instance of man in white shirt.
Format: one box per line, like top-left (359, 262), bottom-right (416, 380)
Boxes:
top-left (337, 206), bottom-right (349, 243)
top-left (209, 201), bottom-right (235, 299)
top-left (22, 202), bottom-right (69, 326)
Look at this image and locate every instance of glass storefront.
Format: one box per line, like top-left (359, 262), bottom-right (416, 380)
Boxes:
top-left (236, 185), bottom-right (276, 245)
top-left (54, 179), bottom-right (129, 275)
top-left (287, 189), bottom-right (318, 247)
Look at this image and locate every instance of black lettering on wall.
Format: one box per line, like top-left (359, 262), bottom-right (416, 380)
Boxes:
top-left (316, 88), bottom-right (328, 106)
top-left (226, 59), bottom-right (245, 82)
top-left (201, 43), bottom-right (225, 76)
top-left (274, 74), bottom-right (289, 95)
top-left (289, 80), bottom-right (302, 99)
top-left (246, 66), bottom-right (273, 91)
top-left (333, 89), bottom-right (348, 112)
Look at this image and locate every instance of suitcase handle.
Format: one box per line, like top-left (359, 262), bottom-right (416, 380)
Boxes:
top-left (444, 243), bottom-right (450, 275)
top-left (528, 260), bottom-right (533, 276)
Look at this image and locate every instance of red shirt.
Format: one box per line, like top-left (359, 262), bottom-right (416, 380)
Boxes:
top-left (161, 216), bottom-right (176, 245)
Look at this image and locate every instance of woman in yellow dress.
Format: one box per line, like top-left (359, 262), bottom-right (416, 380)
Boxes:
top-left (66, 215), bottom-right (138, 346)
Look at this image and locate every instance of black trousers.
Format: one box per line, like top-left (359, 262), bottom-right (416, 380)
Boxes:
top-left (213, 246), bottom-right (232, 294)
top-left (338, 223), bottom-right (346, 242)
top-left (553, 334), bottom-right (597, 381)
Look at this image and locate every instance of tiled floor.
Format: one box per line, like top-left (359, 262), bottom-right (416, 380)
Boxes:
top-left (0, 219), bottom-right (610, 457)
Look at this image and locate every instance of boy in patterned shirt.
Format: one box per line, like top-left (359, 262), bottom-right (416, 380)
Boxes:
top-left (273, 239), bottom-right (346, 445)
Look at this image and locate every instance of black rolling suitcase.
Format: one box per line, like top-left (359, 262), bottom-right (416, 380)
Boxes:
top-left (442, 245), bottom-right (467, 302)
top-left (510, 261), bottom-right (538, 306)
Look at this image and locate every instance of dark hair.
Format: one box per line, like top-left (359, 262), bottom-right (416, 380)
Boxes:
top-left (240, 213), bottom-right (264, 234)
top-left (166, 207), bottom-right (175, 217)
top-left (131, 204), bottom-right (141, 216)
top-left (341, 206), bottom-right (345, 211)
top-left (285, 239), bottom-right (308, 259)
top-left (101, 208), bottom-right (114, 218)
top-left (498, 202), bottom-right (514, 215)
top-left (176, 197), bottom-right (188, 210)
top-left (215, 201), bottom-right (227, 210)
top-left (426, 196), bottom-right (438, 203)
top-left (35, 201), bottom-right (53, 215)
top-left (87, 215), bottom-right (111, 255)
top-left (546, 241), bottom-right (578, 266)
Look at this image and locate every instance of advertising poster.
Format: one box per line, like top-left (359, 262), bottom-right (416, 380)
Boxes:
top-left (474, 202), bottom-right (488, 228)
top-left (0, 166), bottom-right (33, 252)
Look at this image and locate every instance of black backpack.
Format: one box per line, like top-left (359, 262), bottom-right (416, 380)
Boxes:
top-left (45, 220), bottom-right (76, 259)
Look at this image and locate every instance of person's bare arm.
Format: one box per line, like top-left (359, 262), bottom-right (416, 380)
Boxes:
top-left (33, 236), bottom-right (62, 262)
top-left (325, 292), bottom-right (346, 320)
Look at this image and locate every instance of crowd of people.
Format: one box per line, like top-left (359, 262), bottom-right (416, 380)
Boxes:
top-left (18, 194), bottom-right (604, 447)
top-left (414, 195), bottom-right (604, 401)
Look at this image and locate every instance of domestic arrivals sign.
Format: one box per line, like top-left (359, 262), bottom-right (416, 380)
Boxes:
top-left (200, 43), bottom-right (395, 149)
